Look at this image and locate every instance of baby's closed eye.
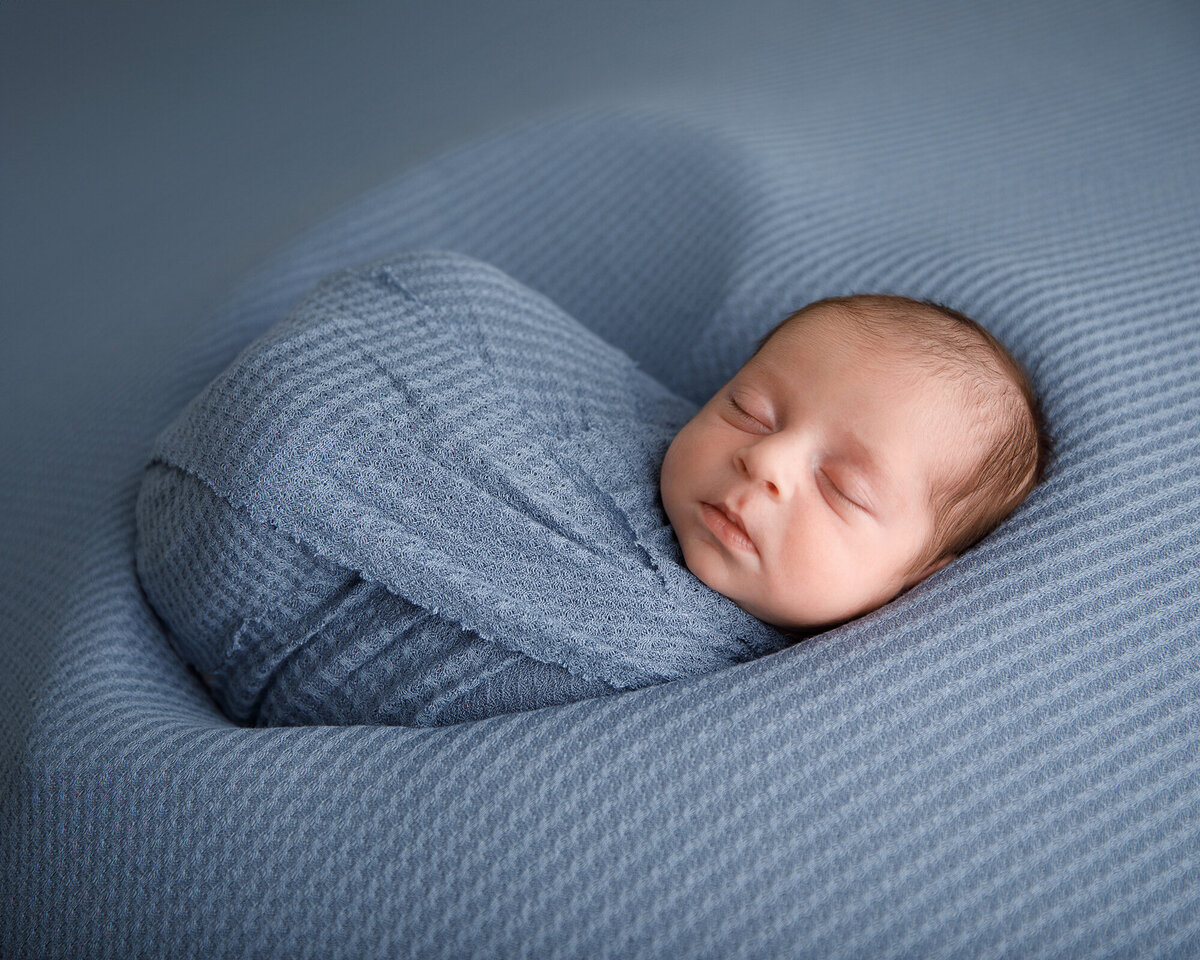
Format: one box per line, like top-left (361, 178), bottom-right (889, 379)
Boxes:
top-left (821, 469), bottom-right (867, 510)
top-left (725, 393), bottom-right (771, 432)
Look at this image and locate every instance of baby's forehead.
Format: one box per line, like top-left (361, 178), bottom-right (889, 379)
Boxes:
top-left (761, 309), bottom-right (935, 387)
top-left (771, 304), bottom-right (1008, 395)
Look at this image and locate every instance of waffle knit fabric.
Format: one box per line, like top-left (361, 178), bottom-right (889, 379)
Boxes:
top-left (134, 251), bottom-right (791, 727)
top-left (3, 1), bottom-right (1199, 957)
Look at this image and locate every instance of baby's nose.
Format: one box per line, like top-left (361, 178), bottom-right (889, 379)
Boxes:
top-left (734, 449), bottom-right (782, 498)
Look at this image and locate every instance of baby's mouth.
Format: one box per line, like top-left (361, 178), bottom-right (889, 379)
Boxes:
top-left (700, 501), bottom-right (758, 555)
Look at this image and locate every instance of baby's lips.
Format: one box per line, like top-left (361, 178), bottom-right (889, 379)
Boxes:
top-left (719, 502), bottom-right (752, 540)
top-left (703, 500), bottom-right (759, 555)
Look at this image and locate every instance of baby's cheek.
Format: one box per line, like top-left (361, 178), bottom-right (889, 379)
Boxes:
top-left (761, 554), bottom-right (849, 626)
top-left (658, 436), bottom-right (689, 517)
top-left (679, 542), bottom-right (722, 595)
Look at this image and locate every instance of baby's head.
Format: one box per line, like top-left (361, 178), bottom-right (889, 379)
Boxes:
top-left (659, 294), bottom-right (1052, 632)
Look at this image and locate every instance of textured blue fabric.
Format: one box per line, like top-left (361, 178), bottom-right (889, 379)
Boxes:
top-left (134, 250), bottom-right (791, 726)
top-left (4, 2), bottom-right (1200, 958)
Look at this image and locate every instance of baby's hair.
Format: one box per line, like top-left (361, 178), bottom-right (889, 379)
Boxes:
top-left (753, 294), bottom-right (1054, 581)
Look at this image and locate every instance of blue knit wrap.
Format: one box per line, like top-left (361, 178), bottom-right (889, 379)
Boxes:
top-left (135, 250), bottom-right (793, 726)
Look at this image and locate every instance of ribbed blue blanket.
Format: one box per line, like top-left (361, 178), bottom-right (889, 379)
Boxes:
top-left (135, 250), bottom-right (793, 726)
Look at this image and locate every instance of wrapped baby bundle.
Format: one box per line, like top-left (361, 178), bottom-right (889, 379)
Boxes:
top-left (135, 250), bottom-right (793, 726)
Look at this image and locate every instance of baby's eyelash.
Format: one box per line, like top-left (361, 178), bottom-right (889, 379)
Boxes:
top-left (820, 470), bottom-right (863, 512)
top-left (725, 394), bottom-right (765, 427)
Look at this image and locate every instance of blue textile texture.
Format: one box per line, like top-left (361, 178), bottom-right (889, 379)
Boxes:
top-left (135, 250), bottom-right (792, 727)
top-left (3, 2), bottom-right (1199, 958)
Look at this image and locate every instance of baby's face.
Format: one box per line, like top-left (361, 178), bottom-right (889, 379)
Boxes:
top-left (660, 306), bottom-right (976, 630)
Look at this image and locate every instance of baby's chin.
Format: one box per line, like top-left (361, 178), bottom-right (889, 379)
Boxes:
top-left (692, 557), bottom-right (875, 632)
top-left (737, 599), bottom-right (824, 633)
top-left (737, 596), bottom-right (860, 634)
top-left (678, 544), bottom-right (812, 631)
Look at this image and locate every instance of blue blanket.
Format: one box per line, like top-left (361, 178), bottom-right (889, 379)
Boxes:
top-left (135, 250), bottom-right (794, 726)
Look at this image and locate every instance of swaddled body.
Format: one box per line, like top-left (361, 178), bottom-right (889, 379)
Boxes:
top-left (135, 251), bottom-right (793, 726)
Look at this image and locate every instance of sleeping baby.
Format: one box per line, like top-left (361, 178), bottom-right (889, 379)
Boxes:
top-left (661, 293), bottom-right (1051, 632)
top-left (136, 251), bottom-right (1050, 728)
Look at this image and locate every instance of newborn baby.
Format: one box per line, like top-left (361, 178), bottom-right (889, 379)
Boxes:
top-left (662, 294), bottom-right (1050, 631)
top-left (137, 251), bottom-right (1051, 728)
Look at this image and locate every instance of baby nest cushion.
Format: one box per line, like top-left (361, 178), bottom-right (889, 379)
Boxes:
top-left (134, 250), bottom-right (793, 726)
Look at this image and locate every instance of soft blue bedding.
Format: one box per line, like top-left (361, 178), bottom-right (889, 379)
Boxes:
top-left (135, 251), bottom-right (791, 726)
top-left (4, 2), bottom-right (1199, 957)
